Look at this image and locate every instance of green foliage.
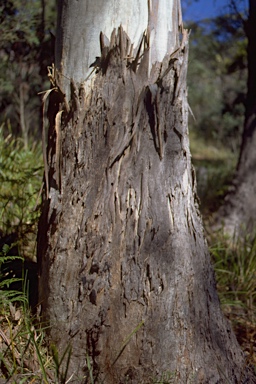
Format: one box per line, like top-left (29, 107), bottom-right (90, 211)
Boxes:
top-left (1, 0), bottom-right (39, 45)
top-left (0, 245), bottom-right (25, 305)
top-left (0, 123), bottom-right (43, 258)
top-left (1, 296), bottom-right (56, 382)
top-left (0, 0), bottom-right (56, 141)
top-left (86, 354), bottom-right (94, 384)
top-left (51, 344), bottom-right (73, 384)
top-left (187, 13), bottom-right (247, 152)
top-left (210, 232), bottom-right (256, 366)
top-left (0, 254), bottom-right (73, 383)
top-left (212, 233), bottom-right (256, 313)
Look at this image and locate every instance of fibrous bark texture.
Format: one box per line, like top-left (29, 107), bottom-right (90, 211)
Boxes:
top-left (38, 27), bottom-right (253, 383)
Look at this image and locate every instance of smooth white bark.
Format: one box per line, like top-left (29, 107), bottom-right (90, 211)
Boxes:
top-left (56, 0), bottom-right (180, 98)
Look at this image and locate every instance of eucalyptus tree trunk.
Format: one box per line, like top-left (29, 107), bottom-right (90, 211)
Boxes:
top-left (217, 1), bottom-right (256, 237)
top-left (37, 0), bottom-right (254, 382)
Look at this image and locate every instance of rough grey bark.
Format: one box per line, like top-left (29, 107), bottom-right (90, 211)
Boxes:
top-left (37, 2), bottom-right (254, 383)
top-left (216, 1), bottom-right (256, 237)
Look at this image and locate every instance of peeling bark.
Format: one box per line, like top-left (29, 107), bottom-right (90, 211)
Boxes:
top-left (37, 3), bottom-right (254, 383)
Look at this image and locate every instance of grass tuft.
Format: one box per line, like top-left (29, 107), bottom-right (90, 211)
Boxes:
top-left (211, 232), bottom-right (256, 366)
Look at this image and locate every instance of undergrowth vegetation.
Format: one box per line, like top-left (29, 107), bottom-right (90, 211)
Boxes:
top-left (0, 123), bottom-right (43, 260)
top-left (0, 263), bottom-right (73, 383)
top-left (0, 126), bottom-right (74, 382)
top-left (191, 131), bottom-right (256, 369)
top-left (211, 233), bottom-right (256, 366)
top-left (0, 128), bottom-right (255, 381)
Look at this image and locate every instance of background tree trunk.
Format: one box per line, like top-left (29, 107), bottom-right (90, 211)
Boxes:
top-left (216, 1), bottom-right (256, 237)
top-left (37, 1), bottom-right (254, 382)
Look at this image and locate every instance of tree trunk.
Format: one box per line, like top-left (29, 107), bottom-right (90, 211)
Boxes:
top-left (216, 1), bottom-right (256, 237)
top-left (37, 1), bottom-right (254, 382)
